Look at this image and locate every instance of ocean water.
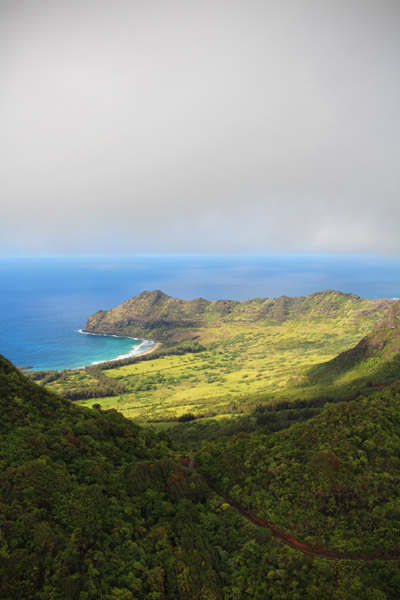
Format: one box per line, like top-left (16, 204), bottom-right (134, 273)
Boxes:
top-left (0, 254), bottom-right (399, 371)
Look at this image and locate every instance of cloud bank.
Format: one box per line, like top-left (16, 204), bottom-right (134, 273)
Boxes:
top-left (1, 0), bottom-right (399, 254)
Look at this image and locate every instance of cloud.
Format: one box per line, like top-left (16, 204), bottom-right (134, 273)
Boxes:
top-left (0, 0), bottom-right (399, 254)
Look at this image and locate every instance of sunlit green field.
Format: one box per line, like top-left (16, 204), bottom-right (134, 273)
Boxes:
top-left (71, 313), bottom-right (382, 423)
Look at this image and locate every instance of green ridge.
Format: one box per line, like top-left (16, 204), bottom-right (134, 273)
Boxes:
top-left (83, 289), bottom-right (393, 343)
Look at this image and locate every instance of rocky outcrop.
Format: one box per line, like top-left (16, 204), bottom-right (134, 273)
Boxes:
top-left (376, 298), bottom-right (400, 330)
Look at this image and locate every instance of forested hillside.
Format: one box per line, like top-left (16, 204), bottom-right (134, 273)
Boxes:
top-left (0, 354), bottom-right (221, 599)
top-left (195, 385), bottom-right (400, 557)
top-left (2, 354), bottom-right (400, 599)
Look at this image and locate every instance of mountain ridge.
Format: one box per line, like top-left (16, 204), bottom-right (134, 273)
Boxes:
top-left (83, 289), bottom-right (394, 342)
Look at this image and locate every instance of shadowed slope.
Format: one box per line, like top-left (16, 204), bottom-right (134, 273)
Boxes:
top-left (305, 299), bottom-right (400, 391)
top-left (0, 355), bottom-right (225, 599)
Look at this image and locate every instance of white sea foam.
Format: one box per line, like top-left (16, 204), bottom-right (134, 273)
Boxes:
top-left (77, 330), bottom-right (156, 367)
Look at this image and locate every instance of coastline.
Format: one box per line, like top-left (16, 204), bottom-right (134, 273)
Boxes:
top-left (140, 342), bottom-right (161, 356)
top-left (78, 330), bottom-right (159, 367)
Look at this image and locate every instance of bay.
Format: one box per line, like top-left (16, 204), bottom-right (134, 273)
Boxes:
top-left (0, 254), bottom-right (399, 371)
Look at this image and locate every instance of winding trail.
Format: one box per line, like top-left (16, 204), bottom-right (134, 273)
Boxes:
top-left (180, 458), bottom-right (399, 562)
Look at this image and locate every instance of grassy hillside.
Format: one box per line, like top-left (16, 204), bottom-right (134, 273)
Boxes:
top-left (3, 354), bottom-right (400, 599)
top-left (83, 289), bottom-right (392, 343)
top-left (301, 299), bottom-right (400, 397)
top-left (195, 385), bottom-right (400, 557)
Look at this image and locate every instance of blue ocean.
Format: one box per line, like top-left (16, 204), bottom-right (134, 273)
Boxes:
top-left (0, 254), bottom-right (399, 371)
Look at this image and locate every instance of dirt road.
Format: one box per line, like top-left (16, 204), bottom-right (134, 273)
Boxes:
top-left (182, 458), bottom-right (398, 562)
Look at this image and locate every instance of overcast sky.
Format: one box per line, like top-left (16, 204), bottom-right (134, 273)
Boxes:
top-left (1, 0), bottom-right (399, 255)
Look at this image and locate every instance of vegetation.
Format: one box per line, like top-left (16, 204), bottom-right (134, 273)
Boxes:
top-left (163, 395), bottom-right (359, 451)
top-left (304, 301), bottom-right (400, 395)
top-left (39, 293), bottom-right (398, 443)
top-left (25, 367), bottom-right (125, 401)
top-left (6, 292), bottom-right (400, 596)
top-left (83, 289), bottom-right (393, 343)
top-left (195, 385), bottom-right (400, 557)
top-left (2, 354), bottom-right (400, 599)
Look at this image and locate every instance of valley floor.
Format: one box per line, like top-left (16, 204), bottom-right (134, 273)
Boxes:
top-left (41, 305), bottom-right (393, 432)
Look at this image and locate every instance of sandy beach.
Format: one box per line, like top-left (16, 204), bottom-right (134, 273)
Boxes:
top-left (141, 342), bottom-right (161, 356)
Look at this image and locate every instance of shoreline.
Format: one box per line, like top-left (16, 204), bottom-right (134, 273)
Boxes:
top-left (74, 331), bottom-right (160, 369)
top-left (140, 342), bottom-right (161, 356)
top-left (28, 333), bottom-right (160, 373)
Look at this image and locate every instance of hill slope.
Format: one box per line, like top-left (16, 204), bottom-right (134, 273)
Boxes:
top-left (83, 289), bottom-right (393, 343)
top-left (304, 299), bottom-right (400, 393)
top-left (336, 297), bottom-right (400, 362)
top-left (195, 385), bottom-right (400, 557)
top-left (0, 354), bottom-right (225, 599)
top-left (2, 355), bottom-right (400, 599)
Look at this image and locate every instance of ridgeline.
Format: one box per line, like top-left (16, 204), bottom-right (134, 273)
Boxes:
top-left (83, 289), bottom-right (394, 343)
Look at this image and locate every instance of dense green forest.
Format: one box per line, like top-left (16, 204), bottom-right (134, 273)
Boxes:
top-left (2, 353), bottom-right (400, 599)
top-left (195, 386), bottom-right (400, 556)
